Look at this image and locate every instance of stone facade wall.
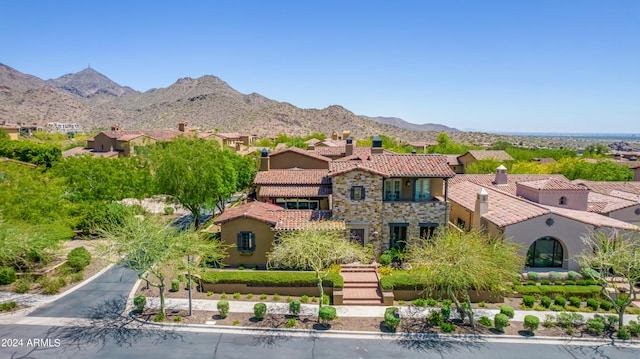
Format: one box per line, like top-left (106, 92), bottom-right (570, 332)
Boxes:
top-left (332, 169), bottom-right (449, 251)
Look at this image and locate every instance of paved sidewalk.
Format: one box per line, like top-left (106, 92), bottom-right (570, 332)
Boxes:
top-left (144, 296), bottom-right (640, 325)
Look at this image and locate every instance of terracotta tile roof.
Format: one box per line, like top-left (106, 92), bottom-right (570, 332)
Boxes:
top-left (449, 181), bottom-right (640, 230)
top-left (630, 162), bottom-right (640, 169)
top-left (145, 130), bottom-right (186, 141)
top-left (213, 201), bottom-right (343, 230)
top-left (449, 181), bottom-right (549, 227)
top-left (465, 150), bottom-right (514, 161)
top-left (117, 133), bottom-right (146, 141)
top-left (254, 169), bottom-right (330, 185)
top-left (444, 154), bottom-right (462, 166)
top-left (269, 147), bottom-right (332, 162)
top-left (99, 130), bottom-right (145, 140)
top-left (572, 180), bottom-right (640, 197)
top-left (450, 174), bottom-right (571, 195)
top-left (318, 139), bottom-right (346, 147)
top-left (517, 178), bottom-right (586, 191)
top-left (311, 146), bottom-right (393, 158)
top-left (62, 147), bottom-right (120, 159)
top-left (610, 190), bottom-right (640, 201)
top-left (258, 185), bottom-right (332, 198)
top-left (214, 132), bottom-right (243, 139)
top-left (95, 129), bottom-right (186, 142)
top-left (586, 192), bottom-right (638, 214)
top-left (329, 154), bottom-right (455, 178)
top-left (304, 138), bottom-right (322, 144)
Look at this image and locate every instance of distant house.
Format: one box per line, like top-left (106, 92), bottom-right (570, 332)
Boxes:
top-left (456, 150), bottom-right (514, 173)
top-left (213, 201), bottom-right (344, 267)
top-left (202, 132), bottom-right (256, 151)
top-left (0, 124), bottom-right (19, 140)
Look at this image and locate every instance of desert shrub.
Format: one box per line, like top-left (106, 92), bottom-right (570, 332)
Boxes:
top-left (220, 292), bottom-right (227, 299)
top-left (429, 310), bottom-right (443, 326)
top-left (494, 313), bottom-right (509, 331)
top-left (586, 318), bottom-right (605, 335)
top-left (163, 206), bottom-right (175, 215)
top-left (522, 295), bottom-right (535, 308)
top-left (260, 294), bottom-right (267, 300)
top-left (540, 279), bottom-right (550, 285)
top-left (171, 279), bottom-right (180, 292)
top-left (426, 298), bottom-right (437, 307)
top-left (618, 326), bottom-right (631, 340)
top-left (478, 301), bottom-right (486, 308)
top-left (233, 292), bottom-right (241, 299)
top-left (322, 294), bottom-right (330, 305)
top-left (253, 302), bottom-right (267, 320)
top-left (232, 320), bottom-right (239, 326)
top-left (134, 295), bottom-right (146, 312)
top-left (0, 267), bottom-right (17, 285)
top-left (177, 273), bottom-right (186, 282)
top-left (567, 271), bottom-right (581, 281)
top-left (600, 300), bottom-right (612, 311)
top-left (70, 271), bottom-right (84, 283)
top-left (478, 316), bottom-right (492, 326)
top-left (289, 300), bottom-right (301, 316)
top-left (527, 272), bottom-right (540, 281)
top-left (605, 315), bottom-right (618, 330)
top-left (237, 265), bottom-right (245, 270)
top-left (246, 293), bottom-right (253, 299)
top-left (173, 315), bottom-right (182, 322)
top-left (554, 296), bottom-right (567, 307)
top-left (627, 320), bottom-right (640, 336)
top-left (67, 247), bottom-right (92, 272)
top-left (300, 295), bottom-right (309, 303)
top-left (524, 315), bottom-right (540, 332)
top-left (534, 304), bottom-right (547, 311)
top-left (542, 314), bottom-right (556, 328)
top-left (319, 306), bottom-right (337, 324)
top-left (442, 299), bottom-right (452, 307)
top-left (207, 291), bottom-right (213, 296)
top-left (500, 306), bottom-right (514, 319)
top-left (554, 280), bottom-right (563, 286)
top-left (441, 304), bottom-right (451, 320)
top-left (285, 318), bottom-right (297, 328)
top-left (575, 279), bottom-right (587, 286)
top-left (549, 271), bottom-right (563, 282)
top-left (217, 300), bottom-right (229, 318)
top-left (153, 313), bottom-right (165, 322)
top-left (286, 296), bottom-right (293, 303)
top-left (526, 280), bottom-right (537, 286)
top-left (556, 312), bottom-right (584, 328)
top-left (550, 305), bottom-right (564, 311)
top-left (272, 293), bottom-right (281, 301)
top-left (311, 296), bottom-right (317, 302)
top-left (379, 253), bottom-right (392, 267)
top-left (0, 301), bottom-right (17, 311)
top-left (540, 296), bottom-right (552, 308)
top-left (412, 298), bottom-right (428, 307)
top-left (13, 277), bottom-right (33, 294)
top-left (441, 322), bottom-right (455, 333)
top-left (384, 307), bottom-right (401, 331)
top-left (377, 266), bottom-right (393, 277)
top-left (398, 300), bottom-right (406, 305)
top-left (564, 280), bottom-right (576, 286)
top-left (586, 298), bottom-right (599, 311)
top-left (569, 296), bottom-right (581, 308)
top-left (39, 276), bottom-right (65, 294)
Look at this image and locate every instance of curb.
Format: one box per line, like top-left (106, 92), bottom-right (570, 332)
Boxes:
top-left (126, 310), bottom-right (640, 347)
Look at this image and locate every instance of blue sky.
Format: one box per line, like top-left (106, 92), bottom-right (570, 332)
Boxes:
top-left (1, 1), bottom-right (639, 134)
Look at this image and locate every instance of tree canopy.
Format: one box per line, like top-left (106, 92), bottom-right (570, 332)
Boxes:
top-left (146, 137), bottom-right (257, 228)
top-left (405, 230), bottom-right (524, 328)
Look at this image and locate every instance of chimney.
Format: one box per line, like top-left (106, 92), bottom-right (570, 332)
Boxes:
top-left (371, 135), bottom-right (383, 154)
top-left (473, 187), bottom-right (489, 229)
top-left (345, 137), bottom-right (354, 156)
top-left (111, 124), bottom-right (120, 131)
top-left (494, 165), bottom-right (508, 185)
top-left (342, 130), bottom-right (351, 140)
top-left (308, 143), bottom-right (315, 150)
top-left (178, 121), bottom-right (187, 132)
top-left (259, 148), bottom-right (270, 171)
top-left (331, 131), bottom-right (338, 140)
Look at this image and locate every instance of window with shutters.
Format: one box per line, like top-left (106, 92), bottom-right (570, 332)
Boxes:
top-left (350, 186), bottom-right (365, 200)
top-left (237, 231), bottom-right (255, 254)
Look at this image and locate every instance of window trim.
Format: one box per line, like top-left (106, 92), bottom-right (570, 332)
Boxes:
top-left (237, 231), bottom-right (256, 254)
top-left (350, 186), bottom-right (365, 201)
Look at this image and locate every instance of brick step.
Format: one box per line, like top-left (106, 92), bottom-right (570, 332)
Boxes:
top-left (342, 299), bottom-right (384, 306)
top-left (343, 282), bottom-right (379, 288)
top-left (342, 288), bottom-right (382, 299)
top-left (341, 269), bottom-right (377, 273)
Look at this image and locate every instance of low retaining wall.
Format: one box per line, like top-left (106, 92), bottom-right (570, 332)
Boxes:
top-left (387, 289), bottom-right (504, 303)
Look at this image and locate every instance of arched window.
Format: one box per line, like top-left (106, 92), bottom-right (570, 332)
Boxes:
top-left (559, 196), bottom-right (567, 205)
top-left (526, 237), bottom-right (564, 268)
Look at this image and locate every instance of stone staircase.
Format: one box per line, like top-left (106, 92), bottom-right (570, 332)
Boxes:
top-left (340, 263), bottom-right (383, 306)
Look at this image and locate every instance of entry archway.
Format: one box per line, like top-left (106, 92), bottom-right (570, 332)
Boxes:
top-left (526, 236), bottom-right (564, 268)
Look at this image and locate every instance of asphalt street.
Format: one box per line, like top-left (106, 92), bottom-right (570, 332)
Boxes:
top-left (26, 265), bottom-right (138, 319)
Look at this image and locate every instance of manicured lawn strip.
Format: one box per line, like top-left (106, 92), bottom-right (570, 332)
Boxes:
top-left (515, 285), bottom-right (601, 298)
top-left (200, 271), bottom-right (343, 288)
top-left (380, 271), bottom-right (425, 290)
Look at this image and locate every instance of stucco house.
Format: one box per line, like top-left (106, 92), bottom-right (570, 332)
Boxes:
top-left (212, 201), bottom-right (344, 267)
top-left (456, 150), bottom-right (514, 173)
top-left (448, 167), bottom-right (640, 271)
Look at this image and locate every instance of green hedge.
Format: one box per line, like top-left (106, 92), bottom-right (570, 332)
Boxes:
top-left (380, 272), bottom-right (425, 290)
top-left (515, 285), bottom-right (601, 298)
top-left (200, 271), bottom-right (343, 288)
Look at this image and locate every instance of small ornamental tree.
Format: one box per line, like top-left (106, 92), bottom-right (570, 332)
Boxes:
top-left (524, 315), bottom-right (540, 333)
top-left (267, 224), bottom-right (367, 321)
top-left (405, 229), bottom-right (524, 328)
top-left (576, 230), bottom-right (640, 327)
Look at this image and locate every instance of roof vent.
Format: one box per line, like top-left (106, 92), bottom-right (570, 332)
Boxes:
top-left (261, 148), bottom-right (269, 157)
top-left (411, 150), bottom-right (417, 154)
top-left (372, 136), bottom-right (382, 148)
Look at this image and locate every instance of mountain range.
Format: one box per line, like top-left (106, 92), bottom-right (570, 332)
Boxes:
top-left (0, 63), bottom-right (458, 140)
